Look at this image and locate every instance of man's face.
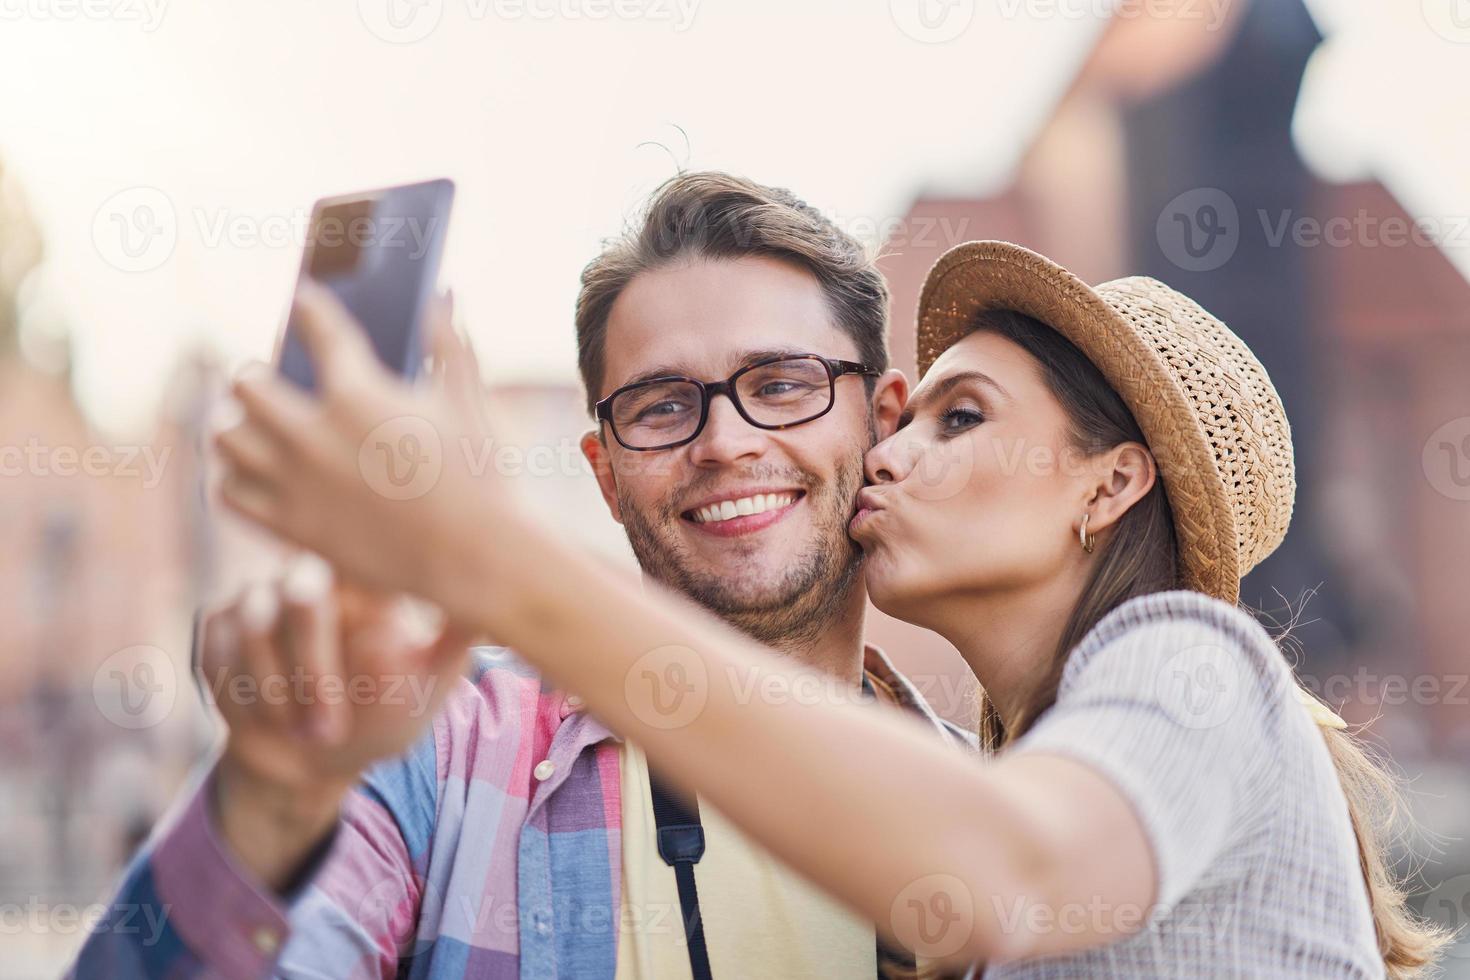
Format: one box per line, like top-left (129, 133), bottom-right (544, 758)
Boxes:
top-left (583, 255), bottom-right (885, 644)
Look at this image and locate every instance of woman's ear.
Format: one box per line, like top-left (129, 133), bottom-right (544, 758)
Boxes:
top-left (1085, 442), bottom-right (1156, 534)
top-left (580, 429), bottom-right (623, 524)
top-left (871, 368), bottom-right (909, 441)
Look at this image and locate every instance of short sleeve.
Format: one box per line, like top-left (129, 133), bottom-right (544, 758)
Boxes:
top-left (1007, 597), bottom-right (1286, 911)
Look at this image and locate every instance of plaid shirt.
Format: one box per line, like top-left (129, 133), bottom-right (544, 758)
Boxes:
top-left (70, 645), bottom-right (970, 979)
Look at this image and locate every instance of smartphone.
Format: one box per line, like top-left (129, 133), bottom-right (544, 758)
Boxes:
top-left (278, 178), bottom-right (455, 390)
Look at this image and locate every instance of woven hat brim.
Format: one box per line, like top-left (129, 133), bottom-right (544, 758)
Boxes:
top-left (915, 241), bottom-right (1240, 603)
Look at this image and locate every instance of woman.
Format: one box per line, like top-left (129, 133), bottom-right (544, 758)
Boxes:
top-left (218, 241), bottom-right (1447, 975)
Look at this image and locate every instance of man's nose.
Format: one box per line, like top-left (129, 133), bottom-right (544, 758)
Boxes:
top-left (687, 394), bottom-right (766, 466)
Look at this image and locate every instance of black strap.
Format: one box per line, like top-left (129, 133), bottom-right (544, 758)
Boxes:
top-left (647, 671), bottom-right (907, 980)
top-left (649, 774), bottom-right (714, 980)
top-left (859, 673), bottom-right (920, 975)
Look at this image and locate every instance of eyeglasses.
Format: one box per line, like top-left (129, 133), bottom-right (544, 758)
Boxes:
top-left (595, 353), bottom-right (880, 451)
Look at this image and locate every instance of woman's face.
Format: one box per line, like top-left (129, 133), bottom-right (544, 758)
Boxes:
top-left (849, 330), bottom-right (1104, 626)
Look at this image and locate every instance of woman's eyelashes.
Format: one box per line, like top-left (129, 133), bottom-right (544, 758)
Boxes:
top-left (938, 403), bottom-right (985, 435)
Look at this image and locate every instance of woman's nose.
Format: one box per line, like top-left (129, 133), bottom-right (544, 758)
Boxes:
top-left (864, 432), bottom-right (905, 484)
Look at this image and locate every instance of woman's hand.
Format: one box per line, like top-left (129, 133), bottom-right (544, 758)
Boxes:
top-left (215, 281), bottom-right (522, 621)
top-left (199, 560), bottom-right (471, 890)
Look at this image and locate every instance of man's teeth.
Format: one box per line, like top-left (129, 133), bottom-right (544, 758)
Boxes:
top-left (691, 492), bottom-right (798, 524)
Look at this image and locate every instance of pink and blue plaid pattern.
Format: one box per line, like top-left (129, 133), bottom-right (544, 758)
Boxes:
top-left (69, 645), bottom-right (965, 978)
top-left (71, 649), bottom-right (624, 979)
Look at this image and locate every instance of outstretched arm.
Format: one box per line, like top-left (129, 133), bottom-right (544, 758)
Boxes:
top-left (218, 283), bottom-right (1159, 968)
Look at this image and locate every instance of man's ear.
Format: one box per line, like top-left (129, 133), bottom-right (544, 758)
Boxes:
top-left (871, 368), bottom-right (910, 440)
top-left (580, 429), bottom-right (623, 524)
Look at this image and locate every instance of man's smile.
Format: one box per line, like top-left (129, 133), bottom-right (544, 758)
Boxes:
top-left (680, 488), bottom-right (806, 538)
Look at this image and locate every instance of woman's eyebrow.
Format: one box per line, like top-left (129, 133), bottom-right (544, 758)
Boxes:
top-left (906, 369), bottom-right (1012, 416)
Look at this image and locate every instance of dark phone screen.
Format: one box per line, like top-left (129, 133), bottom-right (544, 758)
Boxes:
top-left (279, 181), bottom-right (452, 391)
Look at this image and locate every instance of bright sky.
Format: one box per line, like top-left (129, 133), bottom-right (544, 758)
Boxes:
top-left (0, 0), bottom-right (1463, 433)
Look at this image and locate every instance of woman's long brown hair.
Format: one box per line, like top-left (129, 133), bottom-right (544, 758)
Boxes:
top-left (956, 308), bottom-right (1450, 977)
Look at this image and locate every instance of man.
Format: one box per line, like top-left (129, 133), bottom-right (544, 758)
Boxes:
top-left (72, 171), bottom-right (971, 978)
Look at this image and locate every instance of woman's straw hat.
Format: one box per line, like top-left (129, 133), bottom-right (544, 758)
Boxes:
top-left (916, 241), bottom-right (1295, 604)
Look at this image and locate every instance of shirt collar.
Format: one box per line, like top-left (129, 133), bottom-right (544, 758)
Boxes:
top-left (863, 642), bottom-right (973, 748)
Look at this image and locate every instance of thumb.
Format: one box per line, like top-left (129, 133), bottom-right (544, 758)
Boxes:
top-left (291, 278), bottom-right (380, 389)
top-left (426, 290), bottom-right (485, 419)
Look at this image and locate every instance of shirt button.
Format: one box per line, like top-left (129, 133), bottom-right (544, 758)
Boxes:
top-left (251, 926), bottom-right (280, 954)
top-left (565, 694), bottom-right (584, 710)
top-left (533, 759), bottom-right (556, 781)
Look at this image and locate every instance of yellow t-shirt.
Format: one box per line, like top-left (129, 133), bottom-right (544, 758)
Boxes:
top-left (614, 742), bottom-right (877, 979)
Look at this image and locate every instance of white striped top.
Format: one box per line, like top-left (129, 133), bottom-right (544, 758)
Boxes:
top-left (977, 589), bottom-right (1382, 978)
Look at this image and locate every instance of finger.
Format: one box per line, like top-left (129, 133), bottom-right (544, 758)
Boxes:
top-left (426, 291), bottom-right (483, 416)
top-left (424, 290), bottom-right (457, 372)
top-left (344, 593), bottom-right (436, 663)
top-left (232, 365), bottom-right (318, 450)
top-left (213, 421), bottom-right (289, 483)
top-left (195, 605), bottom-right (241, 708)
top-left (292, 278), bottom-right (381, 390)
top-left (218, 470), bottom-right (285, 531)
top-left (279, 553), bottom-right (346, 744)
top-left (237, 581), bottom-right (291, 726)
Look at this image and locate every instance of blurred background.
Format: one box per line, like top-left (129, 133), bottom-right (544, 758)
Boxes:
top-left (1, 0), bottom-right (1468, 974)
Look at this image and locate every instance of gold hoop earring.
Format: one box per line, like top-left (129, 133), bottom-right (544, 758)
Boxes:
top-left (1079, 513), bottom-right (1096, 554)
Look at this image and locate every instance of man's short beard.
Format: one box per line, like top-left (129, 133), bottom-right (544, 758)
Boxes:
top-left (617, 436), bottom-right (871, 650)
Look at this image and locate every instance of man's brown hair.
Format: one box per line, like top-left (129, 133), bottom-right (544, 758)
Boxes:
top-left (574, 171), bottom-right (890, 415)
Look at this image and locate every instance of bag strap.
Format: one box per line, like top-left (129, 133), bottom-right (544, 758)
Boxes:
top-left (859, 675), bottom-right (919, 974)
top-left (649, 773), bottom-right (714, 980)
